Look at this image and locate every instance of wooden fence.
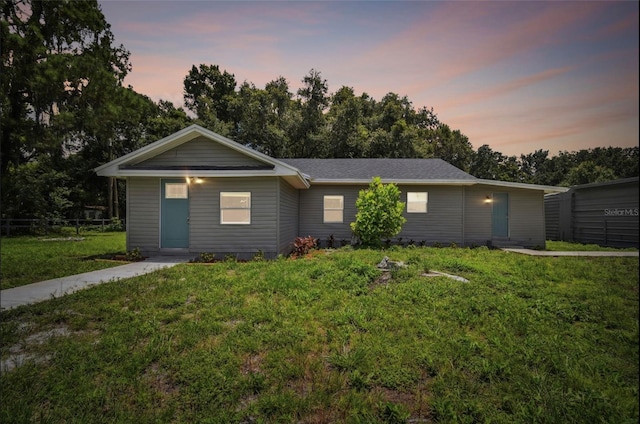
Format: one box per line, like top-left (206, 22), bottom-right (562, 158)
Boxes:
top-left (0, 218), bottom-right (126, 236)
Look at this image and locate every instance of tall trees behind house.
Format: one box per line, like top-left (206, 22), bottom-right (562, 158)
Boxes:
top-left (1, 10), bottom-right (637, 228)
top-left (184, 64), bottom-right (637, 187)
top-left (1, 0), bottom-right (191, 220)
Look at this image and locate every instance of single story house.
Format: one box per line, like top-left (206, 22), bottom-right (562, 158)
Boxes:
top-left (96, 125), bottom-right (567, 258)
top-left (545, 177), bottom-right (639, 248)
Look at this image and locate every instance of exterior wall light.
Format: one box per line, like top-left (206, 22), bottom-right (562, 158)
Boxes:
top-left (485, 195), bottom-right (493, 204)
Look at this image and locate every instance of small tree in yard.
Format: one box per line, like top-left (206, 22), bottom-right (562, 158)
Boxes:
top-left (350, 177), bottom-right (406, 247)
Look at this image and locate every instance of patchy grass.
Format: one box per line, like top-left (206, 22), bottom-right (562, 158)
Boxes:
top-left (1, 247), bottom-right (637, 423)
top-left (545, 240), bottom-right (638, 252)
top-left (0, 232), bottom-right (127, 289)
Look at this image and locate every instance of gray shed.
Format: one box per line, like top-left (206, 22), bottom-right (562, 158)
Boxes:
top-left (96, 125), bottom-right (568, 257)
top-left (545, 177), bottom-right (639, 248)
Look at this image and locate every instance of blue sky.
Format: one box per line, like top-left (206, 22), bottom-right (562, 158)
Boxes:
top-left (99, 0), bottom-right (639, 157)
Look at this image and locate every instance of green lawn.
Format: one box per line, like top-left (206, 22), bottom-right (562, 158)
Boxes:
top-left (545, 240), bottom-right (639, 252)
top-left (0, 231), bottom-right (127, 290)
top-left (1, 246), bottom-right (637, 423)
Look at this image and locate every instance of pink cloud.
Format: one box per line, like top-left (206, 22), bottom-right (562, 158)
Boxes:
top-left (595, 10), bottom-right (639, 38)
top-left (349, 1), bottom-right (606, 92)
top-left (437, 66), bottom-right (575, 111)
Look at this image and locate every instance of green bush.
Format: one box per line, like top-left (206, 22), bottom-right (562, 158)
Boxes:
top-left (125, 247), bottom-right (143, 261)
top-left (104, 217), bottom-right (124, 232)
top-left (350, 177), bottom-right (406, 247)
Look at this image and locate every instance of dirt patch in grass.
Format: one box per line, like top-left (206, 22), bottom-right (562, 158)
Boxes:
top-left (376, 385), bottom-right (432, 421)
top-left (370, 271), bottom-right (393, 289)
top-left (241, 353), bottom-right (264, 375)
top-left (143, 362), bottom-right (179, 398)
top-left (1, 324), bottom-right (83, 372)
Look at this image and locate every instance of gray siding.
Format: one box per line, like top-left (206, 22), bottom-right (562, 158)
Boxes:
top-left (463, 186), bottom-right (493, 246)
top-left (188, 177), bottom-right (279, 258)
top-left (278, 179), bottom-right (299, 254)
top-left (464, 185), bottom-right (546, 248)
top-left (509, 188), bottom-right (545, 247)
top-left (125, 175), bottom-right (552, 255)
top-left (397, 185), bottom-right (464, 244)
top-left (299, 185), bottom-right (362, 244)
top-left (298, 185), bottom-right (466, 246)
top-left (133, 136), bottom-right (265, 167)
top-left (127, 178), bottom-right (160, 253)
top-left (544, 194), bottom-right (561, 240)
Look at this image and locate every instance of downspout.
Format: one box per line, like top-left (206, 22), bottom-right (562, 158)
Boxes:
top-left (461, 186), bottom-right (465, 246)
top-left (276, 179), bottom-right (280, 255)
top-left (125, 178), bottom-right (130, 251)
top-left (296, 187), bottom-right (301, 240)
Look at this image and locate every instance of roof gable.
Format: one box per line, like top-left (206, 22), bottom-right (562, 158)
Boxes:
top-left (132, 136), bottom-right (266, 168)
top-left (95, 125), bottom-right (310, 188)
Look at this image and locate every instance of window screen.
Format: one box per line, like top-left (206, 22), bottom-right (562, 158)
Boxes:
top-left (324, 195), bottom-right (344, 223)
top-left (220, 192), bottom-right (251, 224)
top-left (407, 192), bottom-right (428, 213)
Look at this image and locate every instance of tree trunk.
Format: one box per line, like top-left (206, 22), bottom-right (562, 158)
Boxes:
top-left (108, 177), bottom-right (113, 219)
top-left (113, 178), bottom-right (119, 219)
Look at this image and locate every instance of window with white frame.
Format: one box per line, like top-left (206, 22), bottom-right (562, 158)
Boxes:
top-left (407, 192), bottom-right (428, 213)
top-left (220, 192), bottom-right (251, 224)
top-left (324, 195), bottom-right (344, 223)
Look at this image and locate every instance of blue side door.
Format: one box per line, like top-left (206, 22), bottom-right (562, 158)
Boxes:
top-left (161, 179), bottom-right (189, 248)
top-left (492, 192), bottom-right (509, 238)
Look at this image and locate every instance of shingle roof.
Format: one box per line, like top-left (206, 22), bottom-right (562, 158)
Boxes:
top-left (279, 158), bottom-right (477, 182)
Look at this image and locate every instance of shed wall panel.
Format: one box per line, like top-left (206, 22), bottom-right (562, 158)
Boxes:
top-left (571, 182), bottom-right (639, 248)
top-left (544, 194), bottom-right (561, 240)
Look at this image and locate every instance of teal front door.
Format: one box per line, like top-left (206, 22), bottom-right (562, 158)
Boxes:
top-left (161, 179), bottom-right (189, 248)
top-left (492, 193), bottom-right (509, 238)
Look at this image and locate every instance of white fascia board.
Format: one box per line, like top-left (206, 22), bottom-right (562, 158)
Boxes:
top-left (104, 166), bottom-right (309, 189)
top-left (474, 179), bottom-right (569, 194)
top-left (110, 169), bottom-right (278, 177)
top-left (110, 170), bottom-right (308, 188)
top-left (307, 178), bottom-right (568, 194)
top-left (95, 125), bottom-right (201, 174)
top-left (308, 179), bottom-right (479, 186)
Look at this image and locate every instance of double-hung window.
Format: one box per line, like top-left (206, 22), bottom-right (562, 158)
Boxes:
top-left (323, 195), bottom-right (344, 223)
top-left (407, 192), bottom-right (428, 213)
top-left (220, 192), bottom-right (251, 224)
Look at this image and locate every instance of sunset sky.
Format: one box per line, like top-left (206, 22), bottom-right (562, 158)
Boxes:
top-left (99, 0), bottom-right (639, 157)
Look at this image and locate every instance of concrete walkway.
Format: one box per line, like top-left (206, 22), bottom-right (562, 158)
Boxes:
top-left (0, 256), bottom-right (192, 311)
top-left (502, 248), bottom-right (639, 257)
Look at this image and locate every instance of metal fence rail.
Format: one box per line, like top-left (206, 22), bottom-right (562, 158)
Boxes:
top-left (0, 218), bottom-right (126, 236)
